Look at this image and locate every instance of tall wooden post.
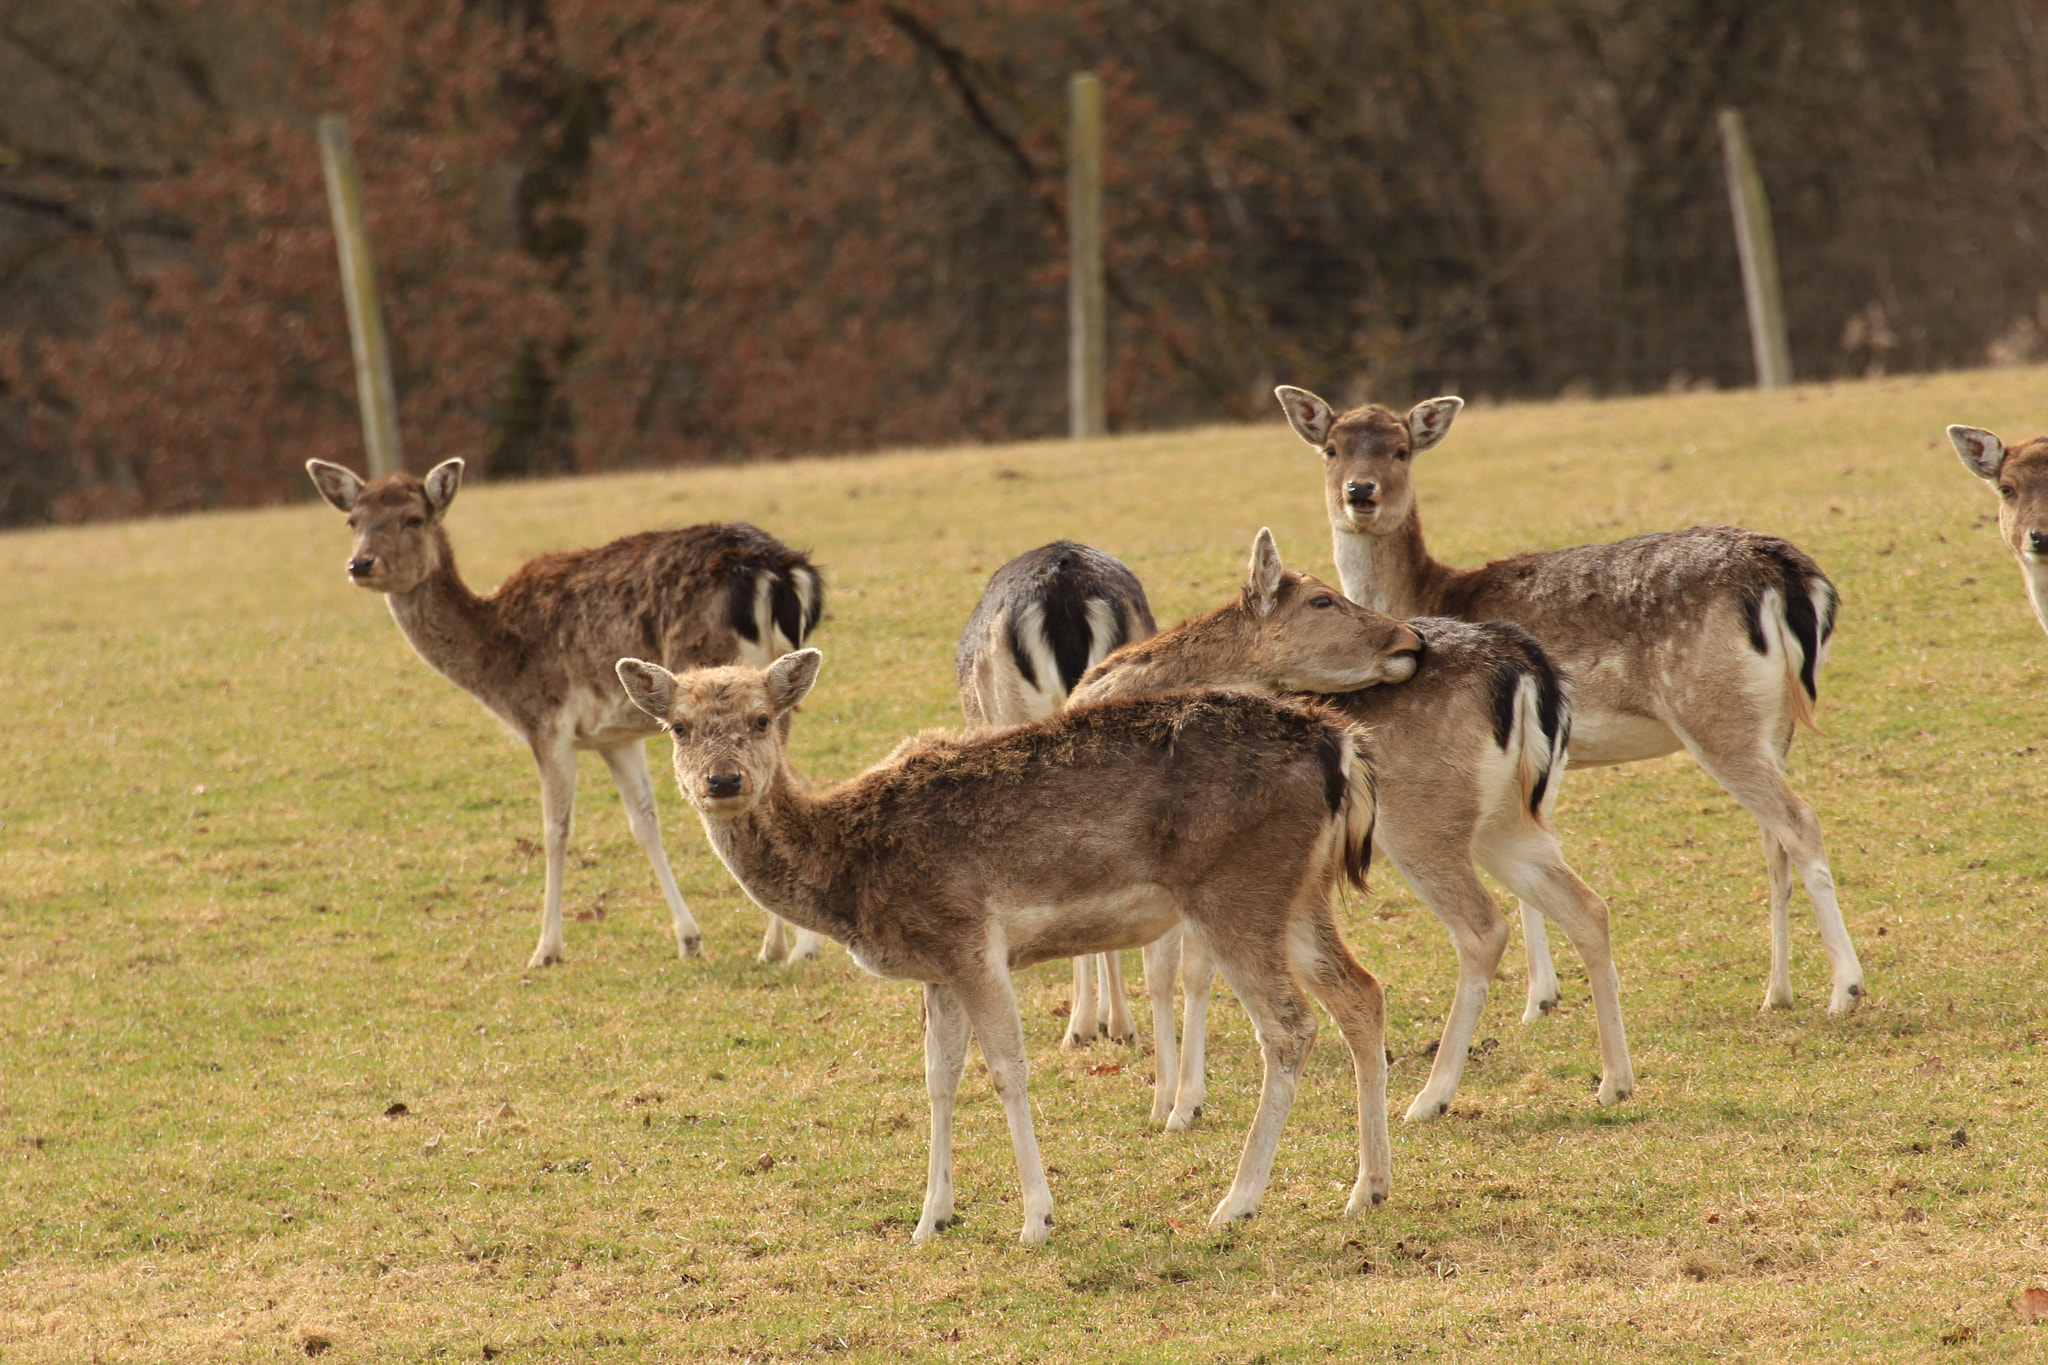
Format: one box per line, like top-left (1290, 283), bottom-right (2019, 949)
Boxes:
top-left (1068, 73), bottom-right (1107, 440)
top-left (1718, 108), bottom-right (1793, 390)
top-left (318, 114), bottom-right (404, 476)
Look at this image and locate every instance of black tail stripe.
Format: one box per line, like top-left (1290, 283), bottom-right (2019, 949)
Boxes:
top-left (725, 562), bottom-right (762, 644)
top-left (1745, 544), bottom-right (1828, 701)
top-left (768, 571), bottom-right (805, 650)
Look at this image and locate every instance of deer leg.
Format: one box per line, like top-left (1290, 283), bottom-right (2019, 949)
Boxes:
top-left (1290, 909), bottom-right (1392, 1214)
top-left (1760, 829), bottom-right (1796, 1009)
top-left (526, 739), bottom-right (577, 969)
top-left (599, 743), bottom-right (703, 959)
top-left (952, 967), bottom-right (1056, 1245)
top-left (1479, 829), bottom-right (1635, 1107)
top-left (758, 913), bottom-right (824, 965)
top-left (1099, 950), bottom-right (1136, 1045)
top-left (1685, 734), bottom-right (1865, 1014)
top-left (1062, 955), bottom-right (1098, 1050)
top-left (1203, 939), bottom-right (1319, 1227)
top-left (1166, 930), bottom-right (1216, 1132)
top-left (913, 982), bottom-right (974, 1243)
top-left (1142, 928), bottom-right (1182, 1125)
top-left (1519, 900), bottom-right (1562, 1020)
top-left (1387, 855), bottom-right (1511, 1122)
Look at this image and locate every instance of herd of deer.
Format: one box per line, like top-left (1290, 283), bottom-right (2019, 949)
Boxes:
top-left (305, 395), bottom-right (2048, 1248)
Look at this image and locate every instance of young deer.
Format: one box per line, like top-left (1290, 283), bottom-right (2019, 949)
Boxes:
top-left (1275, 386), bottom-right (1864, 1015)
top-left (306, 458), bottom-right (825, 969)
top-left (616, 649), bottom-right (1392, 1245)
top-left (1075, 597), bottom-right (1632, 1123)
top-left (1946, 425), bottom-right (2048, 637)
top-left (956, 541), bottom-right (1158, 1049)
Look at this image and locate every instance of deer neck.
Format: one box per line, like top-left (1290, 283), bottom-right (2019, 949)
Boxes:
top-left (382, 536), bottom-right (508, 701)
top-left (1331, 510), bottom-right (1449, 618)
top-left (699, 766), bottom-right (856, 945)
top-left (1094, 609), bottom-right (1257, 696)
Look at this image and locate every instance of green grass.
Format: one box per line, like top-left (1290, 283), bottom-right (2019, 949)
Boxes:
top-left (3, 366), bottom-right (2047, 1362)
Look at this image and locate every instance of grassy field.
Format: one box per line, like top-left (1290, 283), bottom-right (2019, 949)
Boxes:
top-left (3, 366), bottom-right (2046, 1362)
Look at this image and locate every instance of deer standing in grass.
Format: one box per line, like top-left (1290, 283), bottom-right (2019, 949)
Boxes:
top-left (1073, 536), bottom-right (1632, 1122)
top-left (1275, 387), bottom-right (1864, 1014)
top-left (617, 647), bottom-right (1394, 1244)
top-left (1947, 424), bottom-right (2048, 638)
top-left (306, 458), bottom-right (824, 969)
top-left (956, 541), bottom-right (1158, 1049)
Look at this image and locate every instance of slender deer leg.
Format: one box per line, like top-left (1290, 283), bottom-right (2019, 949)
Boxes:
top-left (600, 742), bottom-right (703, 959)
top-left (1063, 955), bottom-right (1098, 1050)
top-left (1760, 830), bottom-right (1796, 1009)
top-left (1519, 900), bottom-right (1562, 1020)
top-left (1290, 909), bottom-right (1392, 1214)
top-left (1168, 931), bottom-right (1216, 1132)
top-left (527, 738), bottom-right (577, 968)
top-left (759, 914), bottom-right (824, 964)
top-left (953, 966), bottom-right (1056, 1245)
top-left (914, 982), bottom-right (974, 1243)
top-left (1142, 928), bottom-right (1182, 1125)
top-left (1682, 728), bottom-right (1865, 1013)
top-left (1204, 935), bottom-right (1319, 1227)
top-left (1099, 950), bottom-right (1136, 1044)
top-left (1478, 829), bottom-right (1635, 1107)
top-left (1384, 851), bottom-right (1511, 1122)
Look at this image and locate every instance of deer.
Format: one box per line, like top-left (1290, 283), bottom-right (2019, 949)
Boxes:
top-left (1274, 386), bottom-right (1865, 1016)
top-left (615, 647), bottom-right (1392, 1245)
top-left (956, 540), bottom-right (1158, 1050)
top-left (305, 457), bottom-right (825, 970)
top-left (1946, 424), bottom-right (2048, 637)
top-left (1071, 544), bottom-right (1631, 1123)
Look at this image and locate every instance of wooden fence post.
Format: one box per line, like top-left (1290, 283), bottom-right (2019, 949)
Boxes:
top-left (1068, 73), bottom-right (1107, 440)
top-left (317, 114), bottom-right (404, 476)
top-left (1717, 107), bottom-right (1793, 390)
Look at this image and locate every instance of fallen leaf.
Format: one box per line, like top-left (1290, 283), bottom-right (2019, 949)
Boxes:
top-left (2019, 1287), bottom-right (2048, 1323)
top-left (758, 1152), bottom-right (777, 1171)
top-left (1086, 1062), bottom-right (1124, 1077)
top-left (1916, 1057), bottom-right (1947, 1076)
top-left (493, 1102), bottom-right (517, 1121)
top-left (1166, 1217), bottom-right (1195, 1234)
top-left (421, 1133), bottom-right (443, 1156)
top-left (383, 1102), bottom-right (409, 1118)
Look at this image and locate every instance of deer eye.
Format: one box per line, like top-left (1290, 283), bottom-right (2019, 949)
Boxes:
top-left (1393, 446), bottom-right (1411, 462)
top-left (1323, 446), bottom-right (1338, 459)
top-left (2000, 485), bottom-right (2018, 501)
top-left (1309, 595), bottom-right (1336, 609)
top-left (752, 715), bottom-right (771, 733)
top-left (404, 515), bottom-right (426, 529)
top-left (668, 722), bottom-right (691, 739)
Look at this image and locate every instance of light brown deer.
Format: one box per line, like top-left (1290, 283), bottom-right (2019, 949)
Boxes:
top-left (1275, 386), bottom-right (1864, 1015)
top-left (306, 457), bottom-right (824, 969)
top-left (1075, 600), bottom-right (1632, 1123)
top-left (616, 648), bottom-right (1391, 1245)
top-left (957, 540), bottom-right (1159, 1049)
top-left (1947, 424), bottom-right (2048, 637)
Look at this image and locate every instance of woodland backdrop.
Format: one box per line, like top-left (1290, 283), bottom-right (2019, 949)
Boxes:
top-left (3, 0), bottom-right (2047, 525)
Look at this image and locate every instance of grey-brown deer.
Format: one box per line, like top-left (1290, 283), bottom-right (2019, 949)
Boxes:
top-left (616, 647), bottom-right (1391, 1244)
top-left (1071, 546), bottom-right (1631, 1122)
top-left (1275, 386), bottom-right (1863, 1014)
top-left (306, 457), bottom-right (824, 969)
top-left (956, 541), bottom-right (1158, 1049)
top-left (1946, 424), bottom-right (2048, 637)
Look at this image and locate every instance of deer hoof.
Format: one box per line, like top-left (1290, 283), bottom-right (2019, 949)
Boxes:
top-left (678, 934), bottom-right (703, 959)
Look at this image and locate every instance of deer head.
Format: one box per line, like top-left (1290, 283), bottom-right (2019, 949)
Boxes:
top-left (306, 458), bottom-right (465, 594)
top-left (617, 650), bottom-right (822, 815)
top-left (1274, 387), bottom-right (1463, 537)
top-left (1241, 528), bottom-right (1423, 689)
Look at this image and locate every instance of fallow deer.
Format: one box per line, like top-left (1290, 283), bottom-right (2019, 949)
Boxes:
top-left (1275, 386), bottom-right (1864, 1015)
top-left (617, 648), bottom-right (1392, 1244)
top-left (1074, 591), bottom-right (1632, 1123)
top-left (956, 541), bottom-right (1158, 1049)
top-left (306, 458), bottom-right (824, 969)
top-left (1946, 424), bottom-right (2048, 637)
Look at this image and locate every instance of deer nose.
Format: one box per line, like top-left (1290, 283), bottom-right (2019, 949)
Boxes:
top-left (348, 556), bottom-right (377, 578)
top-left (2029, 529), bottom-right (2048, 555)
top-left (706, 772), bottom-right (743, 798)
top-left (1346, 480), bottom-right (1378, 505)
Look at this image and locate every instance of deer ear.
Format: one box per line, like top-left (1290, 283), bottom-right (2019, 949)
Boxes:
top-left (306, 460), bottom-right (365, 513)
top-left (765, 648), bottom-right (823, 712)
top-left (616, 658), bottom-right (678, 721)
top-left (1247, 527), bottom-right (1285, 616)
top-left (1947, 425), bottom-right (2006, 482)
top-left (422, 458), bottom-right (465, 514)
top-left (1275, 386), bottom-right (1337, 448)
top-left (1407, 397), bottom-right (1464, 453)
